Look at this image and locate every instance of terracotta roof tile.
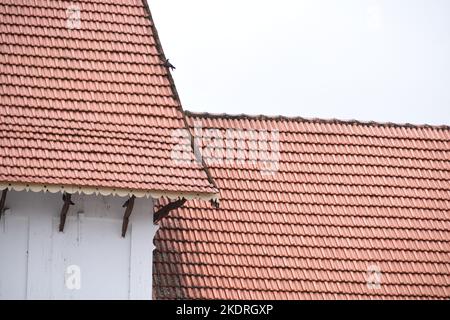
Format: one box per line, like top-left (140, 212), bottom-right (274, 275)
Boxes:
top-left (0, 0), bottom-right (217, 198)
top-left (154, 112), bottom-right (450, 299)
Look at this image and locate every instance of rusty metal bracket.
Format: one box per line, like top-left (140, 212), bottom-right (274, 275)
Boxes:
top-left (153, 198), bottom-right (187, 223)
top-left (0, 189), bottom-right (7, 221)
top-left (59, 193), bottom-right (74, 232)
top-left (210, 199), bottom-right (219, 209)
top-left (121, 196), bottom-right (136, 237)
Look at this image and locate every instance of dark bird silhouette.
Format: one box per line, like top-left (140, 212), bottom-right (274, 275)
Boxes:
top-left (164, 59), bottom-right (176, 71)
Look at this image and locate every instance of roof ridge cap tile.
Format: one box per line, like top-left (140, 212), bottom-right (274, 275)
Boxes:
top-left (185, 110), bottom-right (450, 131)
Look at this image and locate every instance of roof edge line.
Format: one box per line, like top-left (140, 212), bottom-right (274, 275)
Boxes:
top-left (140, 0), bottom-right (219, 194)
top-left (0, 182), bottom-right (219, 202)
top-left (185, 110), bottom-right (450, 131)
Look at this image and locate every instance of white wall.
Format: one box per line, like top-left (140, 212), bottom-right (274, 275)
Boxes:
top-left (0, 190), bottom-right (157, 300)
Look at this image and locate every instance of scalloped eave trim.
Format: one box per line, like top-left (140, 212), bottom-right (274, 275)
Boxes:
top-left (0, 182), bottom-right (219, 202)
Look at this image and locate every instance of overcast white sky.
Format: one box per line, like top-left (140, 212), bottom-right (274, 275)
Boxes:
top-left (149, 0), bottom-right (450, 125)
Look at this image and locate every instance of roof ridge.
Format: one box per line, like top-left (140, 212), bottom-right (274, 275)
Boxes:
top-left (185, 111), bottom-right (450, 131)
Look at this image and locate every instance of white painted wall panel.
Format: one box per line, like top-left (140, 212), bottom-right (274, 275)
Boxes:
top-left (50, 216), bottom-right (131, 299)
top-left (0, 213), bottom-right (29, 299)
top-left (0, 190), bottom-right (158, 300)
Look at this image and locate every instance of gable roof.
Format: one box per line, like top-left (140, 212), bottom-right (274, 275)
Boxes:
top-left (0, 0), bottom-right (217, 200)
top-left (154, 112), bottom-right (450, 299)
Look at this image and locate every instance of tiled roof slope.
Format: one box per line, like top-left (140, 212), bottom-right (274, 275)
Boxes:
top-left (154, 112), bottom-right (450, 299)
top-left (0, 0), bottom-right (217, 199)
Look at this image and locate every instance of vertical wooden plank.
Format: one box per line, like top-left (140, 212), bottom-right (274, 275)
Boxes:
top-left (129, 197), bottom-right (157, 300)
top-left (26, 208), bottom-right (53, 299)
top-left (0, 211), bottom-right (29, 299)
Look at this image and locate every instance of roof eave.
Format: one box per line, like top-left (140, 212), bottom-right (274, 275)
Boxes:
top-left (0, 181), bottom-right (220, 202)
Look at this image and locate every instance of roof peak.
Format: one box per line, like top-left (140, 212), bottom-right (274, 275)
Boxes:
top-left (0, 0), bottom-right (218, 200)
top-left (185, 110), bottom-right (450, 131)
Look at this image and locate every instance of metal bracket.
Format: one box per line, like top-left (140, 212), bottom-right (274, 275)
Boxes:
top-left (210, 199), bottom-right (219, 209)
top-left (121, 196), bottom-right (136, 237)
top-left (153, 198), bottom-right (187, 223)
top-left (0, 189), bottom-right (7, 221)
top-left (59, 193), bottom-right (74, 232)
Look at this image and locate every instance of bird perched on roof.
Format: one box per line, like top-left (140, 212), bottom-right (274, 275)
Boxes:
top-left (163, 59), bottom-right (176, 71)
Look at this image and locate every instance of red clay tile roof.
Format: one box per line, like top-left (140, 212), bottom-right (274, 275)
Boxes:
top-left (0, 0), bottom-right (217, 199)
top-left (154, 112), bottom-right (450, 299)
